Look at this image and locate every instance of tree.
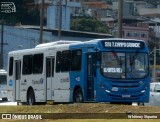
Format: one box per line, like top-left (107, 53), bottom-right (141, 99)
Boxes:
top-left (71, 18), bottom-right (109, 34)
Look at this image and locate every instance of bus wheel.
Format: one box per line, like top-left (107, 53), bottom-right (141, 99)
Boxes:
top-left (138, 102), bottom-right (144, 106)
top-left (73, 89), bottom-right (83, 103)
top-left (27, 89), bottom-right (35, 105)
top-left (2, 97), bottom-right (8, 101)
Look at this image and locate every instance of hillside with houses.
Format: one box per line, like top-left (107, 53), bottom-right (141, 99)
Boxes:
top-left (0, 0), bottom-right (160, 70)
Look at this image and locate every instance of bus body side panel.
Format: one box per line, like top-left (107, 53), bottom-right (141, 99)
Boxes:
top-left (69, 70), bottom-right (85, 101)
top-left (52, 47), bottom-right (71, 102)
top-left (20, 74), bottom-right (46, 103)
top-left (7, 58), bottom-right (14, 101)
top-left (69, 46), bottom-right (96, 102)
top-left (7, 55), bottom-right (20, 102)
top-left (20, 50), bottom-right (46, 103)
top-left (68, 46), bottom-right (86, 102)
top-left (53, 72), bottom-right (70, 102)
top-left (7, 71), bottom-right (14, 101)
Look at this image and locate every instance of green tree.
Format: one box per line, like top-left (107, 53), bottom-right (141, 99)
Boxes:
top-left (71, 18), bottom-right (109, 33)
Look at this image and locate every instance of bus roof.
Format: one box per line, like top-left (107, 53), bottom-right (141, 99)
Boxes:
top-left (86, 38), bottom-right (146, 43)
top-left (8, 38), bottom-right (147, 55)
top-left (35, 40), bottom-right (82, 48)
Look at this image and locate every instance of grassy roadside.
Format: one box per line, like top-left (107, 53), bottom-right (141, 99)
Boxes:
top-left (0, 103), bottom-right (160, 122)
top-left (0, 103), bottom-right (160, 113)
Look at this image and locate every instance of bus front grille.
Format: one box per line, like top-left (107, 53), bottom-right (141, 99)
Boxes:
top-left (108, 92), bottom-right (143, 101)
top-left (111, 80), bottom-right (141, 88)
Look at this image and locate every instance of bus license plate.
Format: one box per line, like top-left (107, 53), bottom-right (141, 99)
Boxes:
top-left (122, 95), bottom-right (130, 98)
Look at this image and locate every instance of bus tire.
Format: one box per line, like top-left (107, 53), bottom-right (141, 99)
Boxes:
top-left (138, 102), bottom-right (144, 106)
top-left (73, 88), bottom-right (83, 103)
top-left (2, 97), bottom-right (8, 101)
top-left (27, 89), bottom-right (35, 105)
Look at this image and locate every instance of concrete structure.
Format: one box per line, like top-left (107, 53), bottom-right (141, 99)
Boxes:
top-left (123, 0), bottom-right (153, 17)
top-left (122, 23), bottom-right (149, 43)
top-left (0, 25), bottom-right (112, 70)
top-left (47, 0), bottom-right (81, 30)
top-left (139, 8), bottom-right (160, 17)
top-left (0, 25), bottom-right (53, 70)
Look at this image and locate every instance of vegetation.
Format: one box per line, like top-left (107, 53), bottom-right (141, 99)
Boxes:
top-left (0, 103), bottom-right (160, 121)
top-left (71, 18), bottom-right (109, 34)
top-left (0, 103), bottom-right (160, 113)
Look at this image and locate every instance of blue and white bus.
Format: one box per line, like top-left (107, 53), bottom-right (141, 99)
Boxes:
top-left (7, 38), bottom-right (150, 105)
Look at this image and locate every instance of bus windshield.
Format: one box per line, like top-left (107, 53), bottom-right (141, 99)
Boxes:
top-left (101, 52), bottom-right (148, 79)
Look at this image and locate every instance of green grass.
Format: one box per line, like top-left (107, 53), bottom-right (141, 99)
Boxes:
top-left (0, 103), bottom-right (160, 113)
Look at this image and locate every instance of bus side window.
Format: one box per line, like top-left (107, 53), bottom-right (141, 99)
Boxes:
top-left (71, 49), bottom-right (82, 71)
top-left (33, 53), bottom-right (43, 74)
top-left (61, 50), bottom-right (71, 72)
top-left (56, 51), bottom-right (61, 72)
top-left (22, 55), bottom-right (33, 75)
top-left (9, 57), bottom-right (14, 76)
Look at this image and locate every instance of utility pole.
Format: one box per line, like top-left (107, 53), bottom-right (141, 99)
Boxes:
top-left (150, 47), bottom-right (159, 82)
top-left (58, 0), bottom-right (62, 40)
top-left (0, 20), bottom-right (4, 69)
top-left (153, 47), bottom-right (157, 82)
top-left (0, 19), bottom-right (7, 69)
top-left (118, 0), bottom-right (123, 38)
top-left (39, 0), bottom-right (44, 44)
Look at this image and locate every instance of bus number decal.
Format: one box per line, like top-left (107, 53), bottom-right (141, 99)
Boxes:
top-left (21, 82), bottom-right (27, 85)
top-left (104, 68), bottom-right (122, 73)
top-left (32, 78), bottom-right (44, 84)
top-left (60, 77), bottom-right (69, 83)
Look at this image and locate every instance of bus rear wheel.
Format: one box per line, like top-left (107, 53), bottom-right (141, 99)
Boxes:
top-left (2, 97), bottom-right (8, 101)
top-left (73, 88), bottom-right (83, 103)
top-left (27, 89), bottom-right (35, 105)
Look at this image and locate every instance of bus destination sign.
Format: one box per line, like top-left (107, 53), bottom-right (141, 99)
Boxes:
top-left (102, 41), bottom-right (144, 49)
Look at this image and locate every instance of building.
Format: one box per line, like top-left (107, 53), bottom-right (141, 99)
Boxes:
top-left (122, 23), bottom-right (149, 43)
top-left (0, 25), bottom-right (112, 70)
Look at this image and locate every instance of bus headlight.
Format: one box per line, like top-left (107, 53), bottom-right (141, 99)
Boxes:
top-left (105, 90), bottom-right (111, 93)
top-left (141, 90), bottom-right (145, 93)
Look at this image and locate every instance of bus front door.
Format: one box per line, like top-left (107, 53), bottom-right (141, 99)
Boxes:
top-left (87, 53), bottom-right (96, 101)
top-left (15, 60), bottom-right (21, 101)
top-left (46, 57), bottom-right (55, 100)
